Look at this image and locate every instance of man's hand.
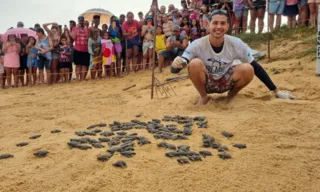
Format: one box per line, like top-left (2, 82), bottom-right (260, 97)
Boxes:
top-left (275, 90), bottom-right (296, 100)
top-left (172, 56), bottom-right (187, 69)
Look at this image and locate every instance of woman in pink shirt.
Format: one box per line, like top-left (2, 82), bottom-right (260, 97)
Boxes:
top-left (71, 16), bottom-right (90, 81)
top-left (2, 34), bottom-right (21, 88)
top-left (122, 12), bottom-right (141, 74)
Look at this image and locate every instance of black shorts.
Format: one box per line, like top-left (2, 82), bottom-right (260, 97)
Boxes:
top-left (59, 62), bottom-right (72, 69)
top-left (73, 50), bottom-right (90, 66)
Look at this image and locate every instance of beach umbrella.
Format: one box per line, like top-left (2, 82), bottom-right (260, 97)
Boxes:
top-left (2, 28), bottom-right (36, 41)
top-left (80, 8), bottom-right (114, 27)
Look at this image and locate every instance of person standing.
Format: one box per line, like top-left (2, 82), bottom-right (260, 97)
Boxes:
top-left (71, 16), bottom-right (90, 81)
top-left (18, 34), bottom-right (29, 86)
top-left (122, 12), bottom-right (141, 74)
top-left (2, 34), bottom-right (21, 88)
top-left (308, 0), bottom-right (320, 26)
top-left (248, 0), bottom-right (266, 33)
top-left (141, 16), bottom-right (155, 70)
top-left (283, 0), bottom-right (299, 28)
top-left (269, 0), bottom-right (285, 31)
top-left (109, 16), bottom-right (123, 76)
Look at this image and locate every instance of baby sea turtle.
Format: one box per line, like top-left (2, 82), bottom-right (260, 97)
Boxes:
top-left (166, 143), bottom-right (177, 150)
top-left (165, 151), bottom-right (180, 157)
top-left (91, 143), bottom-right (105, 148)
top-left (97, 154), bottom-right (113, 162)
top-left (183, 127), bottom-right (192, 136)
top-left (0, 154), bottom-right (14, 160)
top-left (197, 121), bottom-right (208, 128)
top-left (87, 125), bottom-right (97, 129)
top-left (120, 151), bottom-right (136, 158)
top-left (51, 129), bottom-right (61, 134)
top-left (33, 150), bottom-right (49, 157)
top-left (188, 155), bottom-right (202, 161)
top-left (135, 113), bottom-right (142, 118)
top-left (178, 145), bottom-right (190, 152)
top-left (92, 129), bottom-right (102, 133)
top-left (218, 153), bottom-right (232, 160)
top-left (70, 138), bottom-right (88, 144)
top-left (218, 146), bottom-right (229, 152)
top-left (29, 135), bottom-right (41, 140)
top-left (16, 142), bottom-right (29, 147)
top-left (117, 132), bottom-right (127, 136)
top-left (83, 131), bottom-right (96, 136)
top-left (78, 144), bottom-right (92, 150)
top-left (177, 158), bottom-right (189, 164)
top-left (211, 142), bottom-right (221, 149)
top-left (107, 147), bottom-right (123, 154)
top-left (152, 119), bottom-right (161, 124)
top-left (98, 138), bottom-right (110, 143)
top-left (194, 116), bottom-right (206, 121)
top-left (187, 151), bottom-right (200, 156)
top-left (98, 123), bottom-right (107, 127)
top-left (75, 131), bottom-right (86, 137)
top-left (113, 160), bottom-right (127, 168)
top-left (157, 142), bottom-right (168, 148)
top-left (233, 144), bottom-right (247, 149)
top-left (108, 140), bottom-right (120, 147)
top-left (137, 139), bottom-right (151, 146)
top-left (221, 131), bottom-right (234, 139)
top-left (67, 141), bottom-right (80, 148)
top-left (100, 131), bottom-right (114, 137)
top-left (199, 151), bottom-right (213, 158)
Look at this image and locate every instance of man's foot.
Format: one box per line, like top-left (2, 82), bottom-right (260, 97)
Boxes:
top-left (195, 96), bottom-right (211, 106)
top-left (155, 67), bottom-right (163, 73)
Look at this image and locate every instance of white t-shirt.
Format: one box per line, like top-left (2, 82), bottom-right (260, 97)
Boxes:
top-left (182, 35), bottom-right (254, 80)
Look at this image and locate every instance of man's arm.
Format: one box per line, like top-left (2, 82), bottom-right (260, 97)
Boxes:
top-left (250, 60), bottom-right (277, 91)
top-left (166, 37), bottom-right (174, 51)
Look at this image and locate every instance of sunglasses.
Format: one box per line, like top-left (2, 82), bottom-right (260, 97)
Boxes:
top-left (210, 9), bottom-right (228, 17)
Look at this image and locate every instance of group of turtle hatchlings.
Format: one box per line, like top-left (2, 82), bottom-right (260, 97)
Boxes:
top-left (0, 116), bottom-right (247, 168)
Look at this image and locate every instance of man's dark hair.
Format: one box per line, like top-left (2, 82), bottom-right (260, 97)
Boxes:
top-left (36, 28), bottom-right (45, 34)
top-left (120, 14), bottom-right (125, 18)
top-left (69, 20), bottom-right (76, 25)
top-left (138, 11), bottom-right (143, 15)
top-left (127, 12), bottom-right (134, 17)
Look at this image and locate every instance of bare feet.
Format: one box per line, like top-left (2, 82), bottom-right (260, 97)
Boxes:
top-left (155, 67), bottom-right (163, 73)
top-left (195, 96), bottom-right (211, 106)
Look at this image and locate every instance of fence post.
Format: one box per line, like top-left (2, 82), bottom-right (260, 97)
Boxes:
top-left (316, 5), bottom-right (320, 76)
top-left (267, 0), bottom-right (271, 63)
top-left (151, 2), bottom-right (158, 99)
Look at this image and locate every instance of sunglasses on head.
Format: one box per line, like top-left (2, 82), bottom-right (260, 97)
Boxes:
top-left (210, 9), bottom-right (228, 17)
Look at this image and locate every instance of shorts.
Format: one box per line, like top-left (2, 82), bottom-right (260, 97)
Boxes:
top-left (126, 35), bottom-right (140, 49)
top-left (38, 58), bottom-right (51, 70)
top-left (59, 62), bottom-right (72, 69)
top-left (234, 8), bottom-right (249, 18)
top-left (251, 4), bottom-right (266, 11)
top-left (160, 49), bottom-right (184, 61)
top-left (0, 64), bottom-right (4, 74)
top-left (308, 0), bottom-right (320, 4)
top-left (143, 40), bottom-right (154, 55)
top-left (114, 43), bottom-right (122, 54)
top-left (73, 50), bottom-right (90, 66)
top-left (27, 57), bottom-right (38, 68)
top-left (205, 66), bottom-right (235, 94)
top-left (299, 0), bottom-right (308, 6)
top-left (19, 63), bottom-right (28, 70)
top-left (269, 0), bottom-right (285, 15)
top-left (52, 52), bottom-right (60, 60)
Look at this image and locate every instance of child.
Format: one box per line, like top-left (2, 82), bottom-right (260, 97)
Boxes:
top-left (88, 28), bottom-right (102, 79)
top-left (155, 26), bottom-right (166, 55)
top-left (109, 20), bottom-right (122, 77)
top-left (58, 37), bottom-right (72, 83)
top-left (190, 19), bottom-right (200, 42)
top-left (101, 31), bottom-right (115, 78)
top-left (26, 36), bottom-right (38, 85)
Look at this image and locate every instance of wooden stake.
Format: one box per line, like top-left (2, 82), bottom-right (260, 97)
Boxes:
top-left (123, 84), bottom-right (136, 91)
top-left (267, 0), bottom-right (271, 63)
top-left (151, 3), bottom-right (158, 99)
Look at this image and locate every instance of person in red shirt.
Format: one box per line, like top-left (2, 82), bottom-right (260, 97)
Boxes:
top-left (122, 12), bottom-right (141, 74)
top-left (71, 16), bottom-right (90, 80)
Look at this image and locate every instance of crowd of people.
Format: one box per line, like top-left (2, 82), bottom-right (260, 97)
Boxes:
top-left (0, 0), bottom-right (316, 88)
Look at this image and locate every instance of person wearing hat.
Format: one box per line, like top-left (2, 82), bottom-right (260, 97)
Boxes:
top-left (171, 10), bottom-right (296, 105)
top-left (71, 16), bottom-right (90, 80)
top-left (157, 25), bottom-right (188, 73)
top-left (17, 21), bottom-right (24, 28)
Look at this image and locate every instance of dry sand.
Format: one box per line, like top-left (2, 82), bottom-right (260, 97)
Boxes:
top-left (1, 45), bottom-right (320, 192)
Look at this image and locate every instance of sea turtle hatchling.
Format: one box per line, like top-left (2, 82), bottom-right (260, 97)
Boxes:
top-left (221, 131), bottom-right (234, 139)
top-left (29, 135), bottom-right (41, 140)
top-left (199, 151), bottom-right (213, 158)
top-left (177, 158), bottom-right (189, 164)
top-left (178, 145), bottom-right (190, 152)
top-left (97, 154), bottom-right (113, 162)
top-left (92, 129), bottom-right (102, 133)
top-left (188, 155), bottom-right (202, 161)
top-left (113, 160), bottom-right (127, 168)
top-left (77, 144), bottom-right (92, 150)
top-left (51, 130), bottom-right (61, 134)
top-left (137, 139), bottom-right (151, 146)
top-left (194, 116), bottom-right (206, 121)
top-left (16, 142), bottom-right (29, 147)
top-left (75, 131), bottom-right (86, 137)
top-left (33, 150), bottom-right (49, 157)
top-left (233, 144), bottom-right (247, 149)
top-left (165, 151), bottom-right (180, 157)
top-left (218, 146), bottom-right (229, 152)
top-left (97, 123), bottom-right (107, 127)
top-left (218, 153), bottom-right (232, 160)
top-left (120, 151), bottom-right (136, 158)
top-left (0, 154), bottom-right (14, 160)
top-left (98, 138), bottom-right (110, 143)
top-left (117, 132), bottom-right (127, 136)
top-left (91, 143), bottom-right (105, 148)
top-left (100, 131), bottom-right (114, 137)
top-left (157, 142), bottom-right (168, 148)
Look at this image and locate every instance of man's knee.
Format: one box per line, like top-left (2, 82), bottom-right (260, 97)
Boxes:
top-left (188, 59), bottom-right (206, 71)
top-left (233, 63), bottom-right (254, 82)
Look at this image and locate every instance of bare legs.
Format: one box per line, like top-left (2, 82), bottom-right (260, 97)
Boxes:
top-left (287, 15), bottom-right (297, 29)
top-left (309, 3), bottom-right (319, 27)
top-left (187, 59), bottom-right (254, 105)
top-left (299, 5), bottom-right (308, 26)
top-left (269, 14), bottom-right (282, 31)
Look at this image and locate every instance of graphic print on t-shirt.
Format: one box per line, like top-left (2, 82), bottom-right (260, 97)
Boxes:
top-left (206, 57), bottom-right (228, 74)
